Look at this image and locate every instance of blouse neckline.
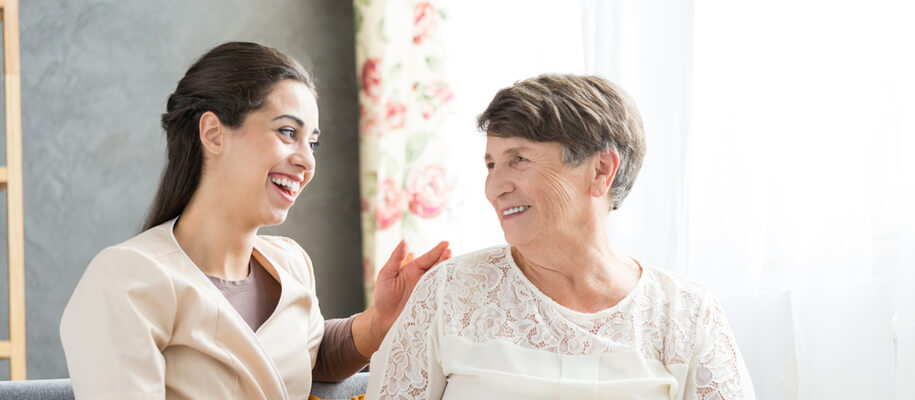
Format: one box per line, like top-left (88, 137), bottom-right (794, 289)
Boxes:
top-left (165, 217), bottom-right (288, 334)
top-left (501, 245), bottom-right (650, 320)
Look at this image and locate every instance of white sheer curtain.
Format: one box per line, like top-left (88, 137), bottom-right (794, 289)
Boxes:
top-left (581, 0), bottom-right (693, 276)
top-left (583, 0), bottom-right (915, 398)
top-left (419, 0), bottom-right (913, 398)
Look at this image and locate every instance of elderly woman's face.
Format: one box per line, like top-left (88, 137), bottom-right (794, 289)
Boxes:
top-left (485, 136), bottom-right (593, 247)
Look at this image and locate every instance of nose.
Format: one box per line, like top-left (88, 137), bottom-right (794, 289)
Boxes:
top-left (290, 141), bottom-right (316, 175)
top-left (485, 166), bottom-right (514, 202)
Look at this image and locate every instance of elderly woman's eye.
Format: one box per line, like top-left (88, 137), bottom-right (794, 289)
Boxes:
top-left (510, 156), bottom-right (529, 166)
top-left (278, 128), bottom-right (297, 139)
top-left (486, 162), bottom-right (495, 169)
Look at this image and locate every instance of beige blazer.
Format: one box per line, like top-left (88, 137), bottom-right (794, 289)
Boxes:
top-left (60, 219), bottom-right (324, 399)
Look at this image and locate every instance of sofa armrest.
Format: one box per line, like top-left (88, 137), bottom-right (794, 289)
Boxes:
top-left (0, 378), bottom-right (75, 400)
top-left (311, 372), bottom-right (369, 399)
top-left (0, 373), bottom-right (369, 400)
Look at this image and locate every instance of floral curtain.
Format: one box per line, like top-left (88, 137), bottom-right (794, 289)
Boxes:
top-left (355, 0), bottom-right (457, 300)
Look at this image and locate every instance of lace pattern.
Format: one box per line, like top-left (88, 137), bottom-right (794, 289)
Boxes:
top-left (375, 246), bottom-right (749, 399)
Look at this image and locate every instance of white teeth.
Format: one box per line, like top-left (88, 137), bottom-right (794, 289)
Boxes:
top-left (270, 176), bottom-right (300, 193)
top-left (502, 206), bottom-right (530, 216)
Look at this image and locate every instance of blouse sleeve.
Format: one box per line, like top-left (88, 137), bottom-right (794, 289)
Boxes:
top-left (60, 247), bottom-right (177, 400)
top-left (365, 266), bottom-right (447, 400)
top-left (684, 294), bottom-right (756, 400)
top-left (312, 316), bottom-right (369, 382)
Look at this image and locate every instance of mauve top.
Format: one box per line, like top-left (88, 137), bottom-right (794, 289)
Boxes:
top-left (208, 256), bottom-right (369, 381)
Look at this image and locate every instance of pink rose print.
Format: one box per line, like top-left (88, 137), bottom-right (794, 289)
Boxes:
top-left (385, 101), bottom-right (407, 130)
top-left (407, 164), bottom-right (450, 218)
top-left (376, 179), bottom-right (404, 230)
top-left (413, 2), bottom-right (438, 45)
top-left (359, 104), bottom-right (381, 136)
top-left (361, 58), bottom-right (383, 100)
top-left (421, 103), bottom-right (436, 120)
top-left (432, 81), bottom-right (454, 103)
top-left (420, 81), bottom-right (454, 120)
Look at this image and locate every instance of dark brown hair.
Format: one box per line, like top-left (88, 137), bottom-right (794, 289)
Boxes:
top-left (143, 42), bottom-right (315, 230)
top-left (477, 74), bottom-right (646, 210)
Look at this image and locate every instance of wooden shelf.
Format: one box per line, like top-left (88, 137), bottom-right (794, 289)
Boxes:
top-left (1, 0), bottom-right (25, 380)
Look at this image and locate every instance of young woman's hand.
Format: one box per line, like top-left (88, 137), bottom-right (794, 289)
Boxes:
top-left (353, 240), bottom-right (450, 357)
top-left (373, 240), bottom-right (450, 326)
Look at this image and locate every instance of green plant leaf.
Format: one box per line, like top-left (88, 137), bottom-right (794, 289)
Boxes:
top-left (425, 56), bottom-right (441, 70)
top-left (405, 134), bottom-right (432, 164)
top-left (354, 7), bottom-right (364, 34)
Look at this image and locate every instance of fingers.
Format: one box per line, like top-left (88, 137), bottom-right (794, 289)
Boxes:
top-left (411, 241), bottom-right (450, 270)
top-left (377, 240), bottom-right (408, 279)
top-left (401, 252), bottom-right (415, 267)
top-left (435, 248), bottom-right (452, 265)
top-left (379, 240), bottom-right (451, 279)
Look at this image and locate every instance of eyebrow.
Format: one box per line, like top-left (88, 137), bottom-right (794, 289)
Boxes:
top-left (272, 114), bottom-right (304, 127)
top-left (274, 115), bottom-right (320, 137)
top-left (484, 145), bottom-right (530, 161)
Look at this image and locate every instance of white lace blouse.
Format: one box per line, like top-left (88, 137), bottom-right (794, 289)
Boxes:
top-left (365, 245), bottom-right (755, 400)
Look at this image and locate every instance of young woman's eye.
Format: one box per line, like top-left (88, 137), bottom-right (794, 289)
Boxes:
top-left (309, 141), bottom-right (320, 153)
top-left (485, 162), bottom-right (495, 169)
top-left (278, 128), bottom-right (297, 139)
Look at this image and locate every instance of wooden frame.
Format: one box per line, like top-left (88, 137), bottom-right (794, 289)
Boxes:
top-left (0, 0), bottom-right (26, 380)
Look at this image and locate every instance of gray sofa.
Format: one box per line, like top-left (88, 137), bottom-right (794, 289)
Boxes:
top-left (0, 373), bottom-right (369, 400)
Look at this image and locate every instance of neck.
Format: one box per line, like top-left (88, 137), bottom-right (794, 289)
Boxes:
top-left (511, 212), bottom-right (640, 313)
top-left (514, 229), bottom-right (622, 283)
top-left (174, 188), bottom-right (258, 281)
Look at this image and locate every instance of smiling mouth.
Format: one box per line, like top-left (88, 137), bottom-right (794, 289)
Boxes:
top-left (502, 205), bottom-right (531, 216)
top-left (270, 176), bottom-right (300, 197)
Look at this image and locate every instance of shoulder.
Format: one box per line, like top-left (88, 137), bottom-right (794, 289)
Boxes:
top-left (83, 222), bottom-right (184, 283)
top-left (406, 245), bottom-right (511, 309)
top-left (641, 264), bottom-right (716, 313)
top-left (637, 264), bottom-right (730, 361)
top-left (62, 227), bottom-right (182, 350)
top-left (425, 245), bottom-right (510, 286)
top-left (440, 245), bottom-right (511, 275)
top-left (111, 219), bottom-right (183, 260)
top-left (65, 227), bottom-right (181, 320)
top-left (447, 245), bottom-right (511, 266)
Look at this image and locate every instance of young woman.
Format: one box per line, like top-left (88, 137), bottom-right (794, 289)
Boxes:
top-left (60, 42), bottom-right (450, 400)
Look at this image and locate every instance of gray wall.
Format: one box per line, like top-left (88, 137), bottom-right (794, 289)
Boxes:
top-left (0, 0), bottom-right (362, 378)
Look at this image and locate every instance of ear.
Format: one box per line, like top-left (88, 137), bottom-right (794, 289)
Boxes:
top-left (590, 147), bottom-right (620, 198)
top-left (198, 111), bottom-right (225, 156)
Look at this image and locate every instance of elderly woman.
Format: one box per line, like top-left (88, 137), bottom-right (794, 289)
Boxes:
top-left (365, 74), bottom-right (754, 399)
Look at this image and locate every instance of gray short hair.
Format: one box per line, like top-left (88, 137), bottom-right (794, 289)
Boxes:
top-left (477, 74), bottom-right (646, 210)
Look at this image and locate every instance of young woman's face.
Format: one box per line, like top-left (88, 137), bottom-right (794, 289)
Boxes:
top-left (220, 79), bottom-right (320, 227)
